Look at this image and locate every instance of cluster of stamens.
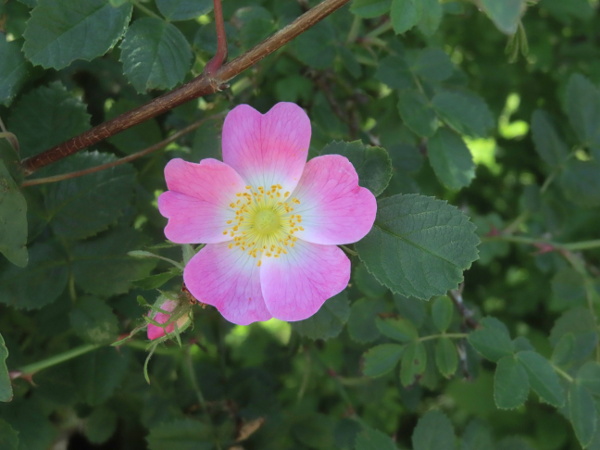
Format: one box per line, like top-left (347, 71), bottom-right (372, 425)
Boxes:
top-left (223, 184), bottom-right (304, 266)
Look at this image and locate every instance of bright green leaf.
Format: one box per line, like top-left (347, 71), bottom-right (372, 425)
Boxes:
top-left (356, 194), bottom-right (480, 299)
top-left (559, 159), bottom-right (600, 207)
top-left (362, 343), bottom-right (404, 377)
top-left (435, 337), bottom-right (458, 378)
top-left (516, 350), bottom-right (565, 407)
top-left (412, 410), bottom-right (456, 450)
top-left (390, 0), bottom-right (421, 34)
top-left (400, 341), bottom-right (427, 386)
top-left (350, 0), bottom-right (391, 18)
top-left (0, 419), bottom-right (18, 449)
top-left (432, 90), bottom-right (494, 138)
top-left (494, 355), bottom-right (529, 409)
top-left (320, 140), bottom-right (392, 196)
top-left (0, 158), bottom-right (27, 267)
top-left (69, 297), bottom-right (119, 345)
top-left (468, 317), bottom-right (514, 362)
top-left (156, 0), bottom-right (212, 21)
top-left (530, 109), bottom-right (569, 168)
top-left (0, 39), bottom-right (29, 106)
top-left (427, 127), bottom-right (475, 190)
top-left (480, 0), bottom-right (525, 34)
top-left (355, 426), bottom-right (398, 450)
top-left (23, 0), bottom-right (132, 69)
top-left (397, 89), bottom-right (438, 137)
top-left (565, 73), bottom-right (600, 150)
top-left (72, 347), bottom-right (129, 405)
top-left (432, 296), bottom-right (453, 333)
top-left (568, 382), bottom-right (597, 448)
top-left (292, 292), bottom-right (350, 340)
top-left (0, 333), bottom-right (12, 402)
top-left (375, 316), bottom-right (418, 343)
top-left (120, 17), bottom-right (193, 93)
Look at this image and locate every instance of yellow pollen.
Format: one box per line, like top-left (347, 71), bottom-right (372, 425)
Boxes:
top-left (223, 184), bottom-right (303, 266)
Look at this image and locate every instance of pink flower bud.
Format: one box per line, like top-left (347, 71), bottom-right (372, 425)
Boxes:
top-left (147, 299), bottom-right (190, 340)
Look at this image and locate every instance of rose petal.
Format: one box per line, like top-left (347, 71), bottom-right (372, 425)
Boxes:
top-left (147, 300), bottom-right (177, 340)
top-left (260, 240), bottom-right (350, 321)
top-left (290, 155), bottom-right (377, 245)
top-left (183, 243), bottom-right (272, 325)
top-left (222, 103), bottom-right (311, 194)
top-left (158, 158), bottom-right (245, 243)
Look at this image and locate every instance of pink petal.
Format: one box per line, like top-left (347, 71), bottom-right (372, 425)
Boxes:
top-left (260, 240), bottom-right (350, 321)
top-left (147, 300), bottom-right (177, 340)
top-left (183, 243), bottom-right (272, 325)
top-left (158, 158), bottom-right (245, 244)
top-left (291, 155), bottom-right (377, 245)
top-left (221, 103), bottom-right (311, 194)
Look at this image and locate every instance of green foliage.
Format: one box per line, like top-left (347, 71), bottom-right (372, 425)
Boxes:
top-left (412, 410), bottom-right (455, 450)
top-left (0, 334), bottom-right (12, 403)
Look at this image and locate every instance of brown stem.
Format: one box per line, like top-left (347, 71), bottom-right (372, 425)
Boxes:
top-left (204, 0), bottom-right (228, 75)
top-left (21, 0), bottom-right (351, 176)
top-left (21, 114), bottom-right (223, 187)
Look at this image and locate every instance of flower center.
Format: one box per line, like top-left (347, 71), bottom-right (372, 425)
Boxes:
top-left (223, 184), bottom-right (303, 265)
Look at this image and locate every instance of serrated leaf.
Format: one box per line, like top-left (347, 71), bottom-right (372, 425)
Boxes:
top-left (356, 194), bottom-right (479, 299)
top-left (577, 362), bottom-right (600, 396)
top-left (71, 229), bottom-right (156, 296)
top-left (530, 109), bottom-right (569, 168)
top-left (72, 347), bottom-right (128, 405)
top-left (23, 0), bottom-right (132, 69)
top-left (0, 420), bottom-right (19, 449)
top-left (292, 292), bottom-right (350, 340)
top-left (468, 317), bottom-right (514, 362)
top-left (43, 152), bottom-right (135, 240)
top-left (85, 407), bottom-right (117, 445)
top-left (362, 343), bottom-right (404, 377)
top-left (435, 338), bottom-right (458, 378)
top-left (7, 82), bottom-right (90, 158)
top-left (480, 0), bottom-right (525, 34)
top-left (428, 128), bottom-right (475, 190)
top-left (412, 410), bottom-right (455, 450)
top-left (568, 382), bottom-right (597, 448)
top-left (350, 0), bottom-right (391, 18)
top-left (147, 418), bottom-right (215, 450)
top-left (375, 316), bottom-right (418, 342)
top-left (0, 159), bottom-right (27, 267)
top-left (354, 262), bottom-right (389, 298)
top-left (432, 91), bottom-right (494, 138)
top-left (0, 242), bottom-right (68, 310)
top-left (550, 307), bottom-right (598, 365)
top-left (0, 39), bottom-right (29, 106)
top-left (347, 297), bottom-right (387, 343)
top-left (565, 73), bottom-right (600, 151)
top-left (320, 140), bottom-right (392, 196)
top-left (69, 297), bottom-right (119, 345)
top-left (355, 426), bottom-right (398, 450)
top-left (410, 48), bottom-right (454, 82)
top-left (0, 333), bottom-right (12, 402)
top-left (390, 0), bottom-right (421, 34)
top-left (516, 350), bottom-right (564, 407)
top-left (431, 296), bottom-right (453, 333)
top-left (120, 17), bottom-right (192, 93)
top-left (397, 90), bottom-right (438, 138)
top-left (156, 0), bottom-right (212, 21)
top-left (400, 341), bottom-right (427, 386)
top-left (559, 159), bottom-right (600, 207)
top-left (494, 355), bottom-right (529, 409)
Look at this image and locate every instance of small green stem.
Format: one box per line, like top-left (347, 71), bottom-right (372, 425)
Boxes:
top-left (340, 245), bottom-right (358, 257)
top-left (418, 333), bottom-right (468, 343)
top-left (365, 20), bottom-right (392, 39)
top-left (346, 15), bottom-right (361, 43)
top-left (551, 363), bottom-right (574, 383)
top-left (483, 235), bottom-right (600, 252)
top-left (17, 343), bottom-right (100, 376)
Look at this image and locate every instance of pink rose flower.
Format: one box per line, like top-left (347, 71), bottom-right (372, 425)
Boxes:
top-left (158, 102), bottom-right (377, 325)
top-left (147, 299), bottom-right (190, 340)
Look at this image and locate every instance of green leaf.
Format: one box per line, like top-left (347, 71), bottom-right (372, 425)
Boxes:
top-left (432, 90), bottom-right (494, 138)
top-left (397, 89), bottom-right (438, 137)
top-left (120, 17), bottom-right (193, 93)
top-left (375, 55), bottom-right (415, 90)
top-left (431, 296), bottom-right (453, 333)
top-left (350, 0), bottom-right (391, 18)
top-left (427, 128), bottom-right (475, 190)
top-left (354, 262), bottom-right (389, 298)
top-left (468, 317), bottom-right (514, 362)
top-left (530, 110), bottom-right (569, 167)
top-left (0, 158), bottom-right (27, 267)
top-left (0, 419), bottom-right (18, 449)
top-left (85, 407), bottom-right (117, 445)
top-left (435, 337), bottom-right (458, 378)
top-left (356, 194), bottom-right (479, 299)
top-left (71, 229), bottom-right (156, 296)
top-left (417, 0), bottom-right (442, 36)
top-left (400, 341), bottom-right (427, 386)
top-left (7, 82), bottom-right (90, 158)
top-left (461, 420), bottom-right (494, 450)
top-left (576, 362), bottom-right (600, 396)
top-left (290, 23), bottom-right (336, 70)
top-left (390, 0), bottom-right (422, 34)
top-left (565, 73), bottom-right (600, 151)
top-left (412, 410), bottom-right (456, 450)
top-left (292, 292), bottom-right (350, 340)
top-left (480, 0), bottom-right (525, 34)
top-left (0, 242), bottom-right (68, 310)
top-left (568, 382), bottom-right (597, 448)
top-left (550, 307), bottom-right (598, 365)
top-left (559, 159), bottom-right (600, 207)
top-left (410, 48), bottom-right (454, 82)
top-left (375, 316), bottom-right (418, 343)
top-left (347, 297), bottom-right (387, 343)
top-left (320, 140), bottom-right (392, 196)
top-left (541, 0), bottom-right (594, 21)
top-left (550, 267), bottom-right (587, 311)
top-left (147, 419), bottom-right (213, 450)
top-left (516, 350), bottom-right (565, 407)
top-left (72, 347), bottom-right (128, 405)
top-left (106, 99), bottom-right (163, 155)
top-left (0, 333), bottom-right (12, 402)
top-left (23, 0), bottom-right (132, 69)
top-left (156, 0), bottom-right (212, 21)
top-left (43, 152), bottom-right (135, 240)
top-left (362, 343), bottom-right (404, 377)
top-left (355, 426), bottom-right (398, 450)
top-left (0, 39), bottom-right (29, 106)
top-left (493, 355), bottom-right (529, 409)
top-left (69, 297), bottom-right (119, 345)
